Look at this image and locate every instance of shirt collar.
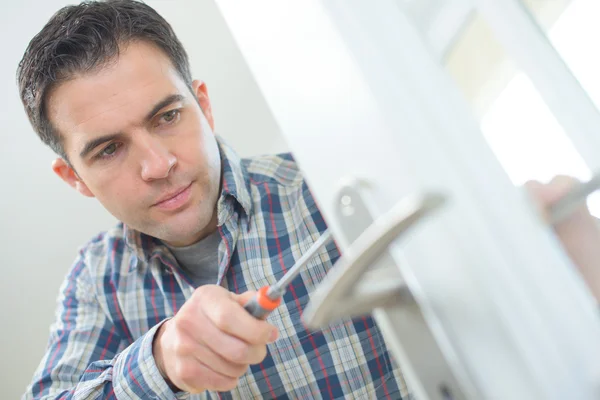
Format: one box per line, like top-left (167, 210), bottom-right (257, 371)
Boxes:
top-left (216, 137), bottom-right (253, 223)
top-left (123, 136), bottom-right (253, 263)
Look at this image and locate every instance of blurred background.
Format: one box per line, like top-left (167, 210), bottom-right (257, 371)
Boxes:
top-left (2, 0), bottom-right (600, 397)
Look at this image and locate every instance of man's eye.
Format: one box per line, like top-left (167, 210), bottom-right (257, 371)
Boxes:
top-left (161, 109), bottom-right (180, 124)
top-left (103, 143), bottom-right (118, 155)
top-left (95, 143), bottom-right (121, 160)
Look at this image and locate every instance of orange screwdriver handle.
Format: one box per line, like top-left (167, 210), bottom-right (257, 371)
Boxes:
top-left (243, 286), bottom-right (282, 319)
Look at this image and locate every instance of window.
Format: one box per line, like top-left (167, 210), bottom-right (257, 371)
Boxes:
top-left (477, 0), bottom-right (600, 215)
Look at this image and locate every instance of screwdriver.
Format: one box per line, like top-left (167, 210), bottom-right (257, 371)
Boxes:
top-left (244, 230), bottom-right (334, 319)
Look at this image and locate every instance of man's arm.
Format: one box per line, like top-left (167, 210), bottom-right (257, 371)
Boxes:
top-left (24, 256), bottom-right (178, 399)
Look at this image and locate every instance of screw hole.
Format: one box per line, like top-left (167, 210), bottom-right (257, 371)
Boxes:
top-left (439, 384), bottom-right (455, 400)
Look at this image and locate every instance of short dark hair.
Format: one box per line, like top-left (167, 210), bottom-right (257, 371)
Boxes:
top-left (17, 0), bottom-right (193, 160)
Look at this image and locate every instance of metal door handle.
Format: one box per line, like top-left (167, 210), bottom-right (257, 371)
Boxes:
top-left (303, 191), bottom-right (446, 327)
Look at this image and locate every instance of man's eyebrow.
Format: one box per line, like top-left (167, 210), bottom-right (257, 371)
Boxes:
top-left (145, 94), bottom-right (185, 122)
top-left (79, 133), bottom-right (122, 159)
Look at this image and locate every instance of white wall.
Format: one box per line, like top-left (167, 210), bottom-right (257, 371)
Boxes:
top-left (0, 1), bottom-right (285, 397)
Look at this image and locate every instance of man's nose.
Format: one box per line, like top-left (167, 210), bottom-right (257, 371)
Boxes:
top-left (138, 135), bottom-right (177, 181)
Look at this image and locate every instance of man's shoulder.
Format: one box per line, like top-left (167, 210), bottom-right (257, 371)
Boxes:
top-left (75, 222), bottom-right (135, 276)
top-left (242, 152), bottom-right (323, 216)
top-left (242, 152), bottom-right (306, 189)
top-left (80, 222), bottom-right (126, 253)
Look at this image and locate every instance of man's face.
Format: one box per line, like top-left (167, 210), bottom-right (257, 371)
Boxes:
top-left (48, 41), bottom-right (222, 247)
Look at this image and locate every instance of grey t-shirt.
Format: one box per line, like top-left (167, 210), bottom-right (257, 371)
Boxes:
top-left (166, 230), bottom-right (220, 288)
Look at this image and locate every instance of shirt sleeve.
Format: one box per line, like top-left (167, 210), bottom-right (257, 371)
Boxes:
top-left (23, 254), bottom-right (189, 400)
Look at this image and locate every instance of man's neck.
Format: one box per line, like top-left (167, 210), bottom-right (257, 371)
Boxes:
top-left (164, 211), bottom-right (219, 248)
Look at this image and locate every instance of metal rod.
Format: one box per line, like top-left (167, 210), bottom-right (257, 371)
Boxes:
top-left (548, 173), bottom-right (600, 225)
top-left (267, 230), bottom-right (334, 298)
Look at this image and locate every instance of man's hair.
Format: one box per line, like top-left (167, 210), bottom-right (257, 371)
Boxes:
top-left (17, 0), bottom-right (193, 160)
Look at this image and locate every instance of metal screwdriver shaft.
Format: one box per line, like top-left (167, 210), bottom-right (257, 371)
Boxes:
top-left (244, 230), bottom-right (333, 319)
top-left (266, 230), bottom-right (333, 299)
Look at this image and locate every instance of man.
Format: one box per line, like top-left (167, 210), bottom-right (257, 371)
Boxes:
top-left (17, 1), bottom-right (600, 399)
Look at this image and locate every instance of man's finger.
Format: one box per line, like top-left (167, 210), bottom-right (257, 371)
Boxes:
top-left (232, 290), bottom-right (258, 307)
top-left (199, 291), bottom-right (278, 342)
top-left (196, 306), bottom-right (270, 364)
top-left (189, 342), bottom-right (249, 378)
top-left (173, 358), bottom-right (239, 393)
top-left (548, 175), bottom-right (579, 202)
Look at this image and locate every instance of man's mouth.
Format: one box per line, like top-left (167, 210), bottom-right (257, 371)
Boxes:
top-left (152, 182), bottom-right (193, 210)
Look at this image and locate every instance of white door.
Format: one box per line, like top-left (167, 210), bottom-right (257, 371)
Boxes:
top-left (214, 1), bottom-right (600, 399)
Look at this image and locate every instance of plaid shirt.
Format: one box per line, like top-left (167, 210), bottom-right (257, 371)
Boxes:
top-left (25, 141), bottom-right (410, 399)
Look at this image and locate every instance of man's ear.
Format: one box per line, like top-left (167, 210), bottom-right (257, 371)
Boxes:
top-left (191, 79), bottom-right (215, 131)
top-left (52, 158), bottom-right (95, 198)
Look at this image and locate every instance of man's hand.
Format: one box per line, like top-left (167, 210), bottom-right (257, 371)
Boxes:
top-left (153, 285), bottom-right (279, 393)
top-left (526, 175), bottom-right (600, 302)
